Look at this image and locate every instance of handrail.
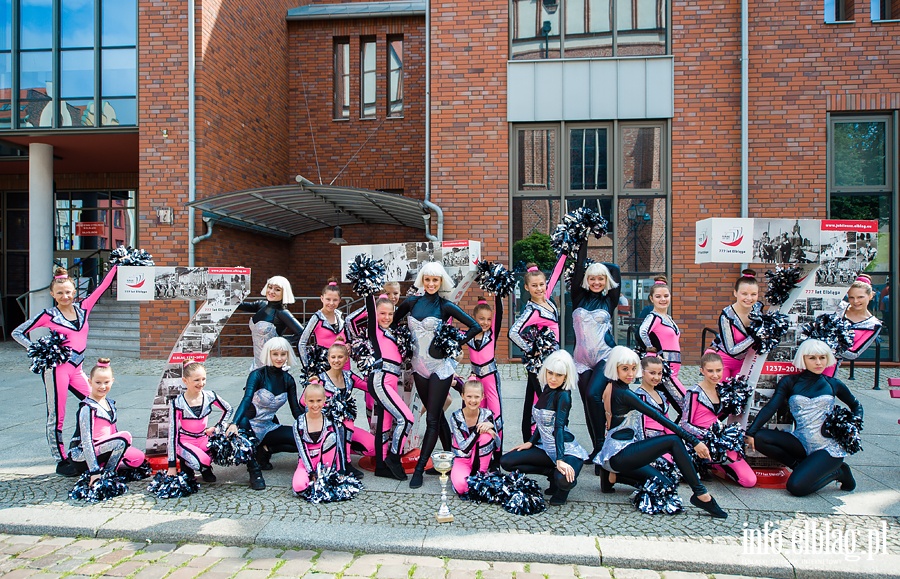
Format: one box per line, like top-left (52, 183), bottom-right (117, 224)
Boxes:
top-left (700, 326), bottom-right (719, 356)
top-left (17, 249), bottom-right (109, 316)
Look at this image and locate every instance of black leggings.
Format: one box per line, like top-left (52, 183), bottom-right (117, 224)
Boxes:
top-left (261, 425), bottom-right (297, 455)
top-left (500, 448), bottom-right (584, 492)
top-left (608, 434), bottom-right (707, 496)
top-left (754, 429), bottom-right (845, 497)
top-left (522, 372), bottom-right (543, 442)
top-left (577, 362), bottom-right (609, 456)
top-left (413, 373), bottom-right (453, 471)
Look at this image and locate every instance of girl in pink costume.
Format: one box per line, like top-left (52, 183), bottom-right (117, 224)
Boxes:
top-left (292, 381), bottom-right (339, 494)
top-left (508, 259), bottom-right (566, 442)
top-left (639, 276), bottom-right (686, 399)
top-left (298, 278), bottom-right (349, 370)
top-left (824, 274), bottom-right (882, 378)
top-left (13, 265), bottom-right (118, 476)
top-left (166, 362), bottom-right (234, 483)
top-left (635, 356), bottom-right (680, 439)
top-left (449, 378), bottom-right (498, 495)
top-left (69, 358), bottom-right (147, 482)
top-left (710, 269), bottom-right (761, 379)
top-left (680, 352), bottom-right (757, 488)
top-left (466, 295), bottom-right (503, 462)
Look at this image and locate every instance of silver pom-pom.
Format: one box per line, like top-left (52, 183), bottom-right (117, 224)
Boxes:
top-left (147, 471), bottom-right (200, 499)
top-left (430, 323), bottom-right (466, 359)
top-left (108, 245), bottom-right (155, 267)
top-left (748, 304), bottom-right (790, 355)
top-left (651, 457), bottom-right (682, 484)
top-left (521, 326), bottom-right (559, 374)
top-left (703, 421), bottom-right (746, 464)
top-left (347, 254), bottom-right (387, 297)
top-left (305, 344), bottom-right (331, 374)
top-left (323, 389), bottom-right (358, 423)
top-left (349, 337), bottom-right (376, 373)
top-left (70, 471), bottom-right (128, 503)
top-left (630, 476), bottom-right (683, 515)
top-left (551, 207), bottom-right (609, 257)
top-left (717, 375), bottom-right (753, 417)
top-left (297, 464), bottom-right (363, 503)
top-left (27, 330), bottom-right (72, 374)
top-left (464, 471), bottom-right (546, 515)
top-left (207, 426), bottom-right (256, 467)
top-left (118, 460), bottom-right (152, 482)
top-left (764, 266), bottom-right (802, 306)
top-left (474, 261), bottom-right (515, 298)
top-left (822, 406), bottom-right (863, 455)
top-left (799, 313), bottom-right (855, 358)
top-left (392, 324), bottom-right (413, 360)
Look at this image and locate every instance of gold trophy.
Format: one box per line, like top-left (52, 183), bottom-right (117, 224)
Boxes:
top-left (430, 451), bottom-right (455, 523)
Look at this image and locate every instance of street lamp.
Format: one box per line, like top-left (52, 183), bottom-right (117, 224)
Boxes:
top-left (627, 201), bottom-right (650, 271)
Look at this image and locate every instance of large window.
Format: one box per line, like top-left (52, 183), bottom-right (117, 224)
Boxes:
top-left (387, 36), bottom-right (403, 117)
top-left (511, 0), bottom-right (668, 60)
top-left (360, 38), bottom-right (376, 119)
top-left (333, 38), bottom-right (350, 119)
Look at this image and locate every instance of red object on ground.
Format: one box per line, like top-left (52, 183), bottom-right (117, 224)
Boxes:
top-left (887, 378), bottom-right (900, 387)
top-left (358, 449), bottom-right (431, 474)
top-left (752, 467), bottom-right (791, 489)
top-left (890, 390), bottom-right (900, 399)
top-left (146, 455), bottom-right (170, 472)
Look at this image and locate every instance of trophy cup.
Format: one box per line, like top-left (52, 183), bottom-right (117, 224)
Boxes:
top-left (430, 451), bottom-right (455, 523)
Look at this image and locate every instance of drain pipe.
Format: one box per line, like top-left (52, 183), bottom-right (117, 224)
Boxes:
top-left (740, 0), bottom-right (748, 219)
top-left (187, 0), bottom-right (197, 315)
top-left (422, 0), bottom-right (443, 242)
top-left (192, 216), bottom-right (214, 244)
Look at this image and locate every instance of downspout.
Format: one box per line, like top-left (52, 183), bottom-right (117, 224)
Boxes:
top-left (188, 0), bottom-right (197, 315)
top-left (192, 216), bottom-right (214, 244)
top-left (422, 0), bottom-right (443, 242)
top-left (740, 0), bottom-right (748, 219)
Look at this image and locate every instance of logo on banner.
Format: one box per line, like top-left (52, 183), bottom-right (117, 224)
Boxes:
top-left (125, 274), bottom-right (146, 289)
top-left (721, 227), bottom-right (744, 247)
top-left (698, 231), bottom-right (709, 248)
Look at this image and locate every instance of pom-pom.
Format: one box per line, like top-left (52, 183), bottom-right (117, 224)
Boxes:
top-left (703, 421), bottom-right (746, 464)
top-left (392, 324), bottom-right (413, 360)
top-left (305, 345), bottom-right (331, 374)
top-left (207, 427), bottom-right (256, 467)
top-left (464, 471), bottom-right (506, 504)
top-left (349, 337), bottom-right (376, 373)
top-left (521, 326), bottom-right (559, 374)
top-left (70, 471), bottom-right (129, 503)
top-left (821, 406), bottom-right (864, 455)
top-left (108, 245), bottom-right (155, 267)
top-left (651, 456), bottom-right (682, 484)
top-left (717, 375), bottom-right (753, 417)
top-left (629, 476), bottom-right (683, 515)
top-left (501, 471), bottom-right (547, 515)
top-left (430, 323), bottom-right (467, 359)
top-left (764, 267), bottom-right (802, 306)
top-left (474, 261), bottom-right (516, 298)
top-left (550, 207), bottom-right (609, 257)
top-left (323, 389), bottom-right (358, 423)
top-left (147, 471), bottom-right (200, 499)
top-left (346, 254), bottom-right (387, 297)
top-left (118, 460), bottom-right (152, 482)
top-left (799, 313), bottom-right (855, 357)
top-left (748, 305), bottom-right (790, 355)
top-left (27, 330), bottom-right (72, 374)
top-left (297, 464), bottom-right (363, 503)
top-left (563, 258), bottom-right (593, 292)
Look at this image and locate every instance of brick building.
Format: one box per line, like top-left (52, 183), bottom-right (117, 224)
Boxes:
top-left (0, 0), bottom-right (896, 364)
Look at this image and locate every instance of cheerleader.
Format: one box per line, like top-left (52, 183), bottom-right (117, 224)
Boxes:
top-left (710, 269), bottom-right (761, 379)
top-left (292, 381), bottom-right (339, 494)
top-left (824, 274), bottom-right (882, 378)
top-left (595, 347), bottom-right (727, 518)
top-left (298, 278), bottom-right (349, 369)
top-left (638, 276), bottom-right (685, 399)
top-left (500, 350), bottom-right (587, 506)
top-left (508, 259), bottom-right (566, 443)
top-left (466, 295), bottom-right (504, 461)
top-left (69, 358), bottom-right (148, 483)
top-left (747, 339), bottom-right (861, 496)
top-left (680, 353), bottom-right (757, 488)
top-left (227, 337), bottom-right (302, 490)
top-left (635, 356), bottom-right (682, 439)
top-left (166, 362), bottom-right (234, 483)
top-left (449, 378), bottom-right (498, 495)
top-left (13, 265), bottom-right (118, 476)
top-left (393, 262), bottom-right (479, 489)
top-left (237, 276), bottom-right (304, 370)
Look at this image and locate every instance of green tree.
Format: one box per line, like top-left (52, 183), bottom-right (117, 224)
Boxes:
top-left (512, 232), bottom-right (556, 270)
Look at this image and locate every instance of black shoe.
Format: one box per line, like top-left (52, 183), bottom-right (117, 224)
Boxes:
top-left (599, 467), bottom-right (615, 494)
top-left (256, 446), bottom-right (273, 471)
top-left (549, 489), bottom-right (569, 506)
top-left (837, 464), bottom-right (856, 491)
top-left (248, 463), bottom-right (266, 491)
top-left (489, 454), bottom-right (502, 472)
top-left (545, 477), bottom-right (558, 496)
top-left (409, 469), bottom-right (424, 489)
top-left (383, 453), bottom-right (407, 481)
top-left (56, 459), bottom-right (79, 477)
top-left (425, 467), bottom-right (439, 475)
top-left (200, 466), bottom-right (217, 483)
top-left (690, 494), bottom-right (728, 519)
top-left (343, 464), bottom-right (365, 480)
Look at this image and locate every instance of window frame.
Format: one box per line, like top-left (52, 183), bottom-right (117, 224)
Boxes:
top-left (387, 35), bottom-right (403, 118)
top-left (333, 37), bottom-right (350, 120)
top-left (827, 114), bottom-right (892, 194)
top-left (359, 36), bottom-right (377, 120)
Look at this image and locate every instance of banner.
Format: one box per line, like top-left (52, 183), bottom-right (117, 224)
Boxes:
top-left (694, 218), bottom-right (755, 263)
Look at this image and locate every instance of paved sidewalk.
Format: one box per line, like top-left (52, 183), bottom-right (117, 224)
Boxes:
top-left (0, 342), bottom-right (899, 578)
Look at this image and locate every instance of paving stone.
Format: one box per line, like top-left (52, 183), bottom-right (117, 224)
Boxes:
top-left (16, 545), bottom-right (62, 560)
top-left (446, 559), bottom-right (490, 571)
top-left (274, 558), bottom-right (313, 576)
top-left (131, 565), bottom-right (172, 579)
top-left (661, 573), bottom-right (707, 579)
top-left (280, 549), bottom-right (316, 561)
top-left (4, 536), bottom-right (42, 545)
top-left (376, 563), bottom-right (413, 578)
top-left (343, 559), bottom-right (381, 576)
top-left (167, 567), bottom-right (208, 579)
top-left (198, 573), bottom-right (234, 579)
top-left (68, 538), bottom-right (107, 550)
top-left (512, 574), bottom-right (545, 579)
top-left (96, 549), bottom-right (136, 565)
top-left (37, 538), bottom-right (74, 548)
top-left (314, 550), bottom-right (355, 573)
top-left (184, 555), bottom-right (223, 569)
top-left (491, 562), bottom-right (526, 573)
top-left (478, 571), bottom-right (513, 579)
top-left (103, 560), bottom-right (147, 577)
top-left (24, 555), bottom-right (66, 570)
top-left (0, 569), bottom-right (37, 579)
top-left (206, 557), bottom-right (248, 574)
top-left (529, 562), bottom-right (577, 576)
top-left (575, 565), bottom-right (611, 579)
top-left (711, 576), bottom-right (767, 579)
top-left (245, 557), bottom-right (280, 571)
top-left (206, 546), bottom-right (249, 558)
top-left (133, 544), bottom-right (178, 561)
top-left (411, 565), bottom-right (446, 579)
top-left (232, 570), bottom-right (271, 579)
top-left (28, 573), bottom-right (63, 579)
top-left (157, 554), bottom-right (193, 566)
top-left (404, 555), bottom-right (444, 568)
top-left (73, 562), bottom-right (112, 575)
top-left (611, 570), bottom-right (660, 579)
top-left (173, 543), bottom-right (211, 556)
top-left (246, 546), bottom-right (282, 560)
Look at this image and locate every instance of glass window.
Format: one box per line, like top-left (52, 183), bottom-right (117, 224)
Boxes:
top-left (62, 98), bottom-right (93, 126)
top-left (621, 126), bottom-right (662, 190)
top-left (61, 49), bottom-right (94, 98)
top-left (61, 0), bottom-right (95, 48)
top-left (511, 0), bottom-right (561, 59)
top-left (1, 0), bottom-right (11, 50)
top-left (617, 0), bottom-right (666, 56)
top-left (333, 39), bottom-right (349, 119)
top-left (565, 0), bottom-right (612, 58)
top-left (19, 50), bottom-right (51, 92)
top-left (101, 97), bottom-right (135, 125)
top-left (825, 0), bottom-right (849, 22)
top-left (570, 127), bottom-right (609, 191)
top-left (101, 0), bottom-right (137, 47)
top-left (387, 36), bottom-right (403, 117)
top-left (832, 120), bottom-right (888, 190)
top-left (20, 0), bottom-right (52, 50)
top-left (101, 47), bottom-right (136, 96)
top-left (517, 126), bottom-right (558, 193)
top-left (872, 0), bottom-right (900, 20)
top-left (360, 38), bottom-right (376, 119)
top-left (616, 196), bottom-right (666, 273)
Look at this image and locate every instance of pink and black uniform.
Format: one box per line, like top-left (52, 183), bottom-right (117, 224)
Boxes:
top-left (710, 303), bottom-right (761, 379)
top-left (291, 413), bottom-right (339, 493)
top-left (680, 384), bottom-right (757, 488)
top-left (466, 294), bottom-right (504, 453)
top-left (298, 310), bottom-right (349, 369)
top-left (635, 387), bottom-right (680, 439)
top-left (508, 258), bottom-right (566, 442)
top-left (69, 396), bottom-right (146, 476)
top-left (167, 390), bottom-right (234, 473)
top-left (639, 312), bottom-right (686, 397)
top-left (823, 307), bottom-right (882, 378)
top-left (315, 369), bottom-right (376, 466)
top-left (13, 266), bottom-right (118, 463)
top-left (449, 407), bottom-right (497, 495)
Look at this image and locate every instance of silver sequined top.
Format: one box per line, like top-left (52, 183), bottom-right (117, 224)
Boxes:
top-left (408, 316), bottom-right (457, 380)
top-left (595, 406), bottom-right (644, 472)
top-left (788, 394), bottom-right (847, 458)
top-left (249, 320), bottom-right (278, 371)
top-left (249, 389), bottom-right (288, 441)
top-left (533, 407), bottom-right (588, 462)
top-left (572, 308), bottom-right (613, 374)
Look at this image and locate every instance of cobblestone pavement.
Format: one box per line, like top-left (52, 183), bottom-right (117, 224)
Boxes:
top-left (0, 534), bottom-right (770, 579)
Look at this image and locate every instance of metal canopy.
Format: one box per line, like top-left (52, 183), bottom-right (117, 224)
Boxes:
top-left (287, 1), bottom-right (425, 21)
top-left (187, 183), bottom-right (428, 239)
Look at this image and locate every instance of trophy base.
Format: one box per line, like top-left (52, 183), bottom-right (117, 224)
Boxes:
top-left (436, 513), bottom-right (454, 523)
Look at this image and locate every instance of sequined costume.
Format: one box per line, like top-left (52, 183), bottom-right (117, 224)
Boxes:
top-left (236, 300), bottom-right (304, 370)
top-left (291, 413), bottom-right (339, 493)
top-left (13, 266), bottom-right (118, 463)
top-left (824, 308), bottom-right (882, 377)
top-left (167, 390), bottom-right (234, 471)
top-left (315, 369), bottom-right (375, 467)
top-left (69, 397), bottom-right (146, 475)
top-left (634, 387), bottom-right (680, 439)
top-left (466, 294), bottom-right (504, 451)
top-left (639, 312), bottom-right (686, 398)
top-left (298, 310), bottom-right (349, 369)
top-left (232, 365), bottom-right (302, 455)
top-left (449, 407), bottom-right (497, 495)
top-left (747, 370), bottom-right (862, 496)
top-left (710, 303), bottom-right (761, 379)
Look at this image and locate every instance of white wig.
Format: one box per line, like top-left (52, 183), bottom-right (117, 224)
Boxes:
top-left (261, 276), bottom-right (295, 305)
top-left (793, 339), bottom-right (836, 371)
top-left (537, 350), bottom-right (578, 391)
top-left (260, 336), bottom-right (300, 368)
top-left (603, 346), bottom-right (642, 381)
top-left (414, 261), bottom-right (455, 293)
top-left (582, 262), bottom-right (619, 293)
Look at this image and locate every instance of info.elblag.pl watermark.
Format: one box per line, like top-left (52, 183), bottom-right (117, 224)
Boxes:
top-left (743, 521), bottom-right (890, 561)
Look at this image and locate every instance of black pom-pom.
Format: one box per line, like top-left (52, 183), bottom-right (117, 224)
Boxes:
top-left (765, 267), bottom-right (802, 306)
top-left (207, 427), bottom-right (256, 467)
top-left (431, 323), bottom-right (466, 359)
top-left (349, 337), bottom-right (376, 373)
top-left (651, 456), bottom-right (682, 484)
top-left (323, 389), bottom-right (358, 423)
top-left (799, 313), bottom-right (855, 357)
top-left (630, 476), bottom-right (683, 515)
top-left (70, 471), bottom-right (129, 503)
top-left (703, 421), bottom-right (746, 464)
top-left (474, 261), bottom-right (516, 298)
top-left (118, 460), bottom-right (152, 482)
top-left (501, 471), bottom-right (547, 515)
top-left (305, 345), bottom-right (331, 374)
top-left (347, 254), bottom-right (387, 297)
top-left (108, 245), bottom-right (155, 267)
top-left (748, 305), bottom-right (790, 355)
top-left (521, 326), bottom-right (559, 374)
top-left (392, 324), bottom-right (413, 360)
top-left (717, 375), bottom-right (753, 417)
top-left (551, 207), bottom-right (609, 257)
top-left (27, 330), bottom-right (72, 374)
top-left (822, 406), bottom-right (864, 455)
top-left (297, 464), bottom-right (363, 503)
top-left (563, 257), bottom-right (594, 292)
top-left (147, 471), bottom-right (200, 499)
top-left (464, 471), bottom-right (505, 504)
